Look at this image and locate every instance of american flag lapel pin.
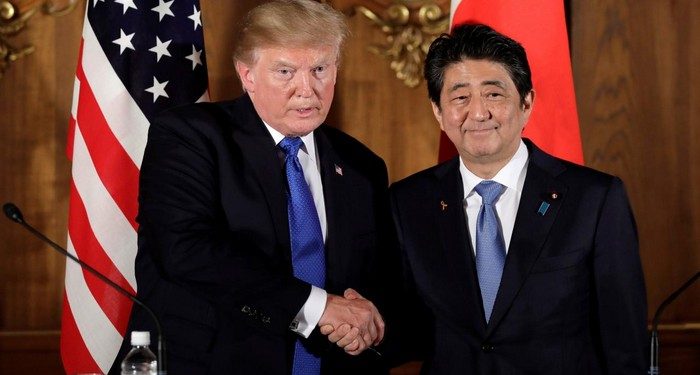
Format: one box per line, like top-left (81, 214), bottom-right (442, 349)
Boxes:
top-left (334, 164), bottom-right (343, 176)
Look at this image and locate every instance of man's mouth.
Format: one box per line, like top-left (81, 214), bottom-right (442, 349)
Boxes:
top-left (464, 125), bottom-right (499, 134)
top-left (293, 106), bottom-right (318, 117)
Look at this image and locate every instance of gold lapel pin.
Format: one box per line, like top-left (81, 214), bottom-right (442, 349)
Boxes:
top-left (440, 200), bottom-right (448, 211)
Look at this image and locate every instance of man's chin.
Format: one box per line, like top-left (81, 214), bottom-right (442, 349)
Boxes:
top-left (286, 119), bottom-right (324, 136)
top-left (461, 142), bottom-right (501, 160)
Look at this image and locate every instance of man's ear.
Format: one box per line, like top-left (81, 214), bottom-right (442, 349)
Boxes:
top-left (517, 90), bottom-right (535, 133)
top-left (235, 61), bottom-right (255, 93)
top-left (431, 101), bottom-right (445, 131)
top-left (522, 89), bottom-right (535, 116)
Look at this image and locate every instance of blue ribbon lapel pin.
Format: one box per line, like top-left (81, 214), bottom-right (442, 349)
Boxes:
top-left (537, 191), bottom-right (560, 216)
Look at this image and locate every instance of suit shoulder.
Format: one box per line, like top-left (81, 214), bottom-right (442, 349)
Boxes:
top-left (151, 101), bottom-right (236, 137)
top-left (390, 159), bottom-right (455, 198)
top-left (319, 125), bottom-right (385, 167)
top-left (528, 144), bottom-right (622, 189)
top-left (556, 159), bottom-right (623, 189)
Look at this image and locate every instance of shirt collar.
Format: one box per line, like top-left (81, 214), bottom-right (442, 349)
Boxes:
top-left (263, 121), bottom-right (318, 164)
top-left (460, 140), bottom-right (529, 199)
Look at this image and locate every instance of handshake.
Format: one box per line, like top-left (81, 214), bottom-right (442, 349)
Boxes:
top-left (317, 288), bottom-right (385, 356)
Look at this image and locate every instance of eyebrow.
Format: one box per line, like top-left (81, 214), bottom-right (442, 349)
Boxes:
top-left (271, 59), bottom-right (298, 69)
top-left (447, 80), bottom-right (507, 93)
top-left (447, 83), bottom-right (469, 93)
top-left (482, 80), bottom-right (506, 89)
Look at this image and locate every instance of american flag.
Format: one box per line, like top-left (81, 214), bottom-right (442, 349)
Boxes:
top-left (64, 0), bottom-right (208, 372)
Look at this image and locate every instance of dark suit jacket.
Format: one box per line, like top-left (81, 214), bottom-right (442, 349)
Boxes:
top-left (389, 140), bottom-right (647, 374)
top-left (109, 94), bottom-right (393, 374)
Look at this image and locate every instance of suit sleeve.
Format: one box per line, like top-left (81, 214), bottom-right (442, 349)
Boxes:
top-left (137, 110), bottom-right (309, 335)
top-left (593, 177), bottom-right (647, 372)
top-left (384, 186), bottom-right (433, 365)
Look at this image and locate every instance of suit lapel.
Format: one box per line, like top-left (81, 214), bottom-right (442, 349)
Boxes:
top-left (312, 126), bottom-right (358, 294)
top-left (223, 97), bottom-right (291, 255)
top-left (434, 159), bottom-right (487, 334)
top-left (485, 142), bottom-right (568, 336)
top-left (313, 127), bottom-right (342, 249)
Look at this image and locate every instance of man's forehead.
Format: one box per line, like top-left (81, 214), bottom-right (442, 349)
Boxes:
top-left (444, 59), bottom-right (513, 87)
top-left (254, 45), bottom-right (338, 64)
top-left (446, 80), bottom-right (507, 94)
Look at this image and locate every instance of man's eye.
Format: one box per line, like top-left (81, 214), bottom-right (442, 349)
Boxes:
top-left (313, 66), bottom-right (327, 76)
top-left (275, 68), bottom-right (294, 80)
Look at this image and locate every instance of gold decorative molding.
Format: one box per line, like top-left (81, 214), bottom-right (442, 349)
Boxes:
top-left (0, 0), bottom-right (78, 80)
top-left (339, 0), bottom-right (449, 88)
top-left (1, 1), bottom-right (36, 79)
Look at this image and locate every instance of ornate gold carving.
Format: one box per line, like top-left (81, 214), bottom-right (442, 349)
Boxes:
top-left (1, 1), bottom-right (35, 79)
top-left (42, 0), bottom-right (78, 16)
top-left (0, 0), bottom-right (78, 80)
top-left (354, 1), bottom-right (449, 88)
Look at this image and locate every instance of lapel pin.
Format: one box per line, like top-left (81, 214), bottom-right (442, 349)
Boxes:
top-left (334, 164), bottom-right (343, 176)
top-left (440, 200), bottom-right (448, 211)
top-left (538, 190), bottom-right (560, 216)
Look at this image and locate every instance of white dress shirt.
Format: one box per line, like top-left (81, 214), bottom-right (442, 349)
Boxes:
top-left (264, 123), bottom-right (327, 338)
top-left (460, 140), bottom-right (529, 254)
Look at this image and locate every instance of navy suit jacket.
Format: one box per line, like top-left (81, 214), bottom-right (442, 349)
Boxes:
top-left (109, 95), bottom-right (394, 374)
top-left (389, 140), bottom-right (647, 374)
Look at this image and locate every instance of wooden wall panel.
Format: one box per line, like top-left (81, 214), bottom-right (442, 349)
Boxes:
top-left (0, 1), bottom-right (82, 331)
top-left (0, 1), bottom-right (81, 372)
top-left (571, 1), bottom-right (700, 372)
top-left (571, 0), bottom-right (700, 325)
top-left (328, 9), bottom-right (440, 182)
top-left (0, 0), bottom-right (698, 373)
top-left (200, 0), bottom-right (256, 101)
top-left (0, 331), bottom-right (62, 374)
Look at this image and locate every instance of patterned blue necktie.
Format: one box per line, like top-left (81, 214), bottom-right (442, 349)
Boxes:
top-left (474, 180), bottom-right (506, 323)
top-left (279, 137), bottom-right (325, 375)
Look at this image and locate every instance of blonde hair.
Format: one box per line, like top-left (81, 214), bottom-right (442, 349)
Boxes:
top-left (233, 0), bottom-right (349, 65)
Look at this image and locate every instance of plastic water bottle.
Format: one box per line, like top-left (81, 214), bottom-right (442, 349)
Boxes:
top-left (121, 331), bottom-right (157, 375)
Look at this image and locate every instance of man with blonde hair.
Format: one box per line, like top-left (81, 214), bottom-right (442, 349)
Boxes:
top-left (110, 1), bottom-right (393, 374)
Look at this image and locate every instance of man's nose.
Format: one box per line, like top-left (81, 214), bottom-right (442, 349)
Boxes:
top-left (295, 72), bottom-right (313, 98)
top-left (468, 98), bottom-right (490, 121)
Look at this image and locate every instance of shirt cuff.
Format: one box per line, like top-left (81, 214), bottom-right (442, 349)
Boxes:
top-left (290, 286), bottom-right (327, 338)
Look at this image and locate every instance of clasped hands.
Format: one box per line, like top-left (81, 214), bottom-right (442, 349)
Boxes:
top-left (318, 288), bottom-right (384, 355)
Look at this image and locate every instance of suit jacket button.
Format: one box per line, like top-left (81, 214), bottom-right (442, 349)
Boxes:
top-left (481, 343), bottom-right (495, 352)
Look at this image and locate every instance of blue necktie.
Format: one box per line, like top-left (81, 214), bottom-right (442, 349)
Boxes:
top-left (279, 137), bottom-right (325, 375)
top-left (474, 180), bottom-right (506, 323)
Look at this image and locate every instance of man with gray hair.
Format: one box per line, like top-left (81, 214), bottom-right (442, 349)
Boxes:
top-left (110, 1), bottom-right (393, 374)
top-left (390, 23), bottom-right (646, 374)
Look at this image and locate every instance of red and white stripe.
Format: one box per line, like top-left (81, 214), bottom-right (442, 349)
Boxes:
top-left (62, 16), bottom-right (144, 373)
top-left (63, 14), bottom-right (208, 374)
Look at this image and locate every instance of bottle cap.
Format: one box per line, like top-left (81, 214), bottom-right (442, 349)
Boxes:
top-left (130, 331), bottom-right (151, 346)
